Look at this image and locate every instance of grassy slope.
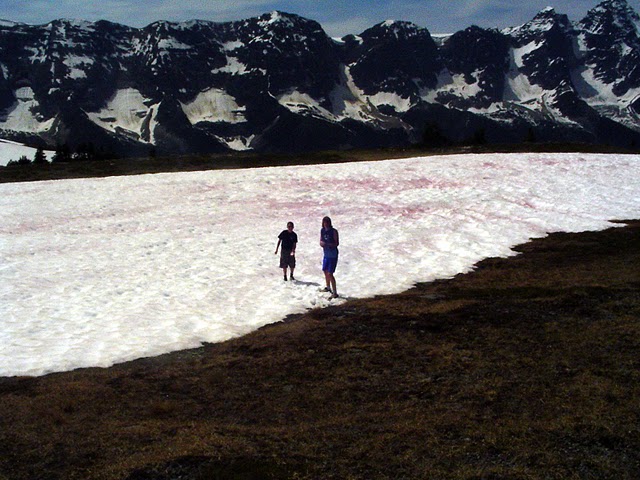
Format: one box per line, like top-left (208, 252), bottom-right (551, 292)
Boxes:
top-left (0, 218), bottom-right (638, 479)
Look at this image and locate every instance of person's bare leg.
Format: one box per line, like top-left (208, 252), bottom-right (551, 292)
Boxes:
top-left (329, 274), bottom-right (337, 297)
top-left (325, 272), bottom-right (337, 297)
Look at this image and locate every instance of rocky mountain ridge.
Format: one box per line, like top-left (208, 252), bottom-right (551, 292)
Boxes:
top-left (0, 0), bottom-right (639, 156)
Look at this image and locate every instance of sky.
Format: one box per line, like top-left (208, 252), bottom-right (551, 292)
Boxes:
top-left (2, 152), bottom-right (640, 377)
top-left (0, 0), bottom-right (638, 37)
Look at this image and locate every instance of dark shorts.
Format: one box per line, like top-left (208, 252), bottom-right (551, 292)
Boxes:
top-left (322, 256), bottom-right (338, 273)
top-left (280, 250), bottom-right (296, 269)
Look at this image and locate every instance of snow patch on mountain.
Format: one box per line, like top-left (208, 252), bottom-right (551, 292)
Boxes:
top-left (276, 78), bottom-right (410, 131)
top-left (157, 38), bottom-right (192, 50)
top-left (26, 46), bottom-right (47, 63)
top-left (331, 67), bottom-right (412, 125)
top-left (573, 65), bottom-right (640, 104)
top-left (216, 135), bottom-right (255, 151)
top-left (422, 70), bottom-right (483, 103)
top-left (181, 88), bottom-right (247, 124)
top-left (86, 88), bottom-right (159, 142)
top-left (468, 103), bottom-right (505, 116)
top-left (573, 65), bottom-right (640, 130)
top-left (335, 66), bottom-right (366, 113)
top-left (504, 70), bottom-right (545, 104)
top-left (260, 11), bottom-right (295, 29)
top-left (431, 33), bottom-right (453, 46)
top-left (211, 56), bottom-right (250, 75)
top-left (222, 40), bottom-right (244, 51)
top-left (278, 90), bottom-right (334, 120)
top-left (0, 87), bottom-right (54, 133)
top-left (63, 55), bottom-right (94, 80)
top-left (504, 45), bottom-right (546, 105)
top-left (512, 40), bottom-right (544, 68)
top-left (329, 83), bottom-right (367, 120)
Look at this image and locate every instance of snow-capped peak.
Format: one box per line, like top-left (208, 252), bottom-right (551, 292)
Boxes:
top-left (580, 0), bottom-right (640, 35)
top-left (506, 6), bottom-right (570, 35)
top-left (261, 11), bottom-right (292, 26)
top-left (49, 18), bottom-right (96, 31)
top-left (359, 19), bottom-right (426, 41)
top-left (0, 19), bottom-right (19, 28)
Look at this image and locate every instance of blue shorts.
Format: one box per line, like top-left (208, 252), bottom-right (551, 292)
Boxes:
top-left (322, 256), bottom-right (338, 273)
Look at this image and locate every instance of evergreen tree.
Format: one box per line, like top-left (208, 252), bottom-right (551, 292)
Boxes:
top-left (525, 127), bottom-right (537, 143)
top-left (73, 143), bottom-right (93, 161)
top-left (6, 155), bottom-right (33, 166)
top-left (422, 122), bottom-right (451, 148)
top-left (33, 146), bottom-right (47, 164)
top-left (52, 143), bottom-right (72, 163)
top-left (472, 127), bottom-right (487, 145)
top-left (463, 127), bottom-right (487, 146)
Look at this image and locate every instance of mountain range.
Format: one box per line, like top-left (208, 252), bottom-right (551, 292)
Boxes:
top-left (1, 0), bottom-right (639, 156)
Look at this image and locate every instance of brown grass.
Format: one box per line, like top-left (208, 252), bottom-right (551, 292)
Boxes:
top-left (1, 220), bottom-right (639, 479)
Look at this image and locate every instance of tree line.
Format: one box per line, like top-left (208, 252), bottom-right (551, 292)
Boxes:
top-left (421, 123), bottom-right (542, 148)
top-left (5, 143), bottom-right (117, 166)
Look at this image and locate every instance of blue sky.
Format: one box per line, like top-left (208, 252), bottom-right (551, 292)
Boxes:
top-left (0, 0), bottom-right (638, 36)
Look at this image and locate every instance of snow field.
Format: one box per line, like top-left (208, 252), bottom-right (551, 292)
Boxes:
top-left (1, 152), bottom-right (639, 377)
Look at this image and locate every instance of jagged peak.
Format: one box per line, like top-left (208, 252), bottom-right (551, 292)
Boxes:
top-left (535, 6), bottom-right (559, 19)
top-left (233, 10), bottom-right (326, 38)
top-left (253, 10), bottom-right (320, 29)
top-left (145, 19), bottom-right (183, 29)
top-left (588, 0), bottom-right (637, 18)
top-left (510, 6), bottom-right (571, 34)
top-left (501, 7), bottom-right (571, 36)
top-left (592, 0), bottom-right (634, 13)
top-left (445, 24), bottom-right (504, 45)
top-left (258, 10), bottom-right (296, 26)
top-left (360, 19), bottom-right (428, 41)
top-left (580, 0), bottom-right (640, 33)
top-left (47, 18), bottom-right (97, 30)
top-left (458, 24), bottom-right (493, 35)
top-left (377, 19), bottom-right (422, 31)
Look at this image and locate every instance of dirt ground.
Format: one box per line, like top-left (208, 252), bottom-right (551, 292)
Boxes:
top-left (1, 220), bottom-right (639, 479)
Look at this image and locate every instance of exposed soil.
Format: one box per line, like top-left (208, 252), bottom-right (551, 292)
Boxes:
top-left (1, 220), bottom-right (639, 479)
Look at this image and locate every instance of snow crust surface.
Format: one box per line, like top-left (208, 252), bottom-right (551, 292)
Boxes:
top-left (1, 153), bottom-right (640, 377)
